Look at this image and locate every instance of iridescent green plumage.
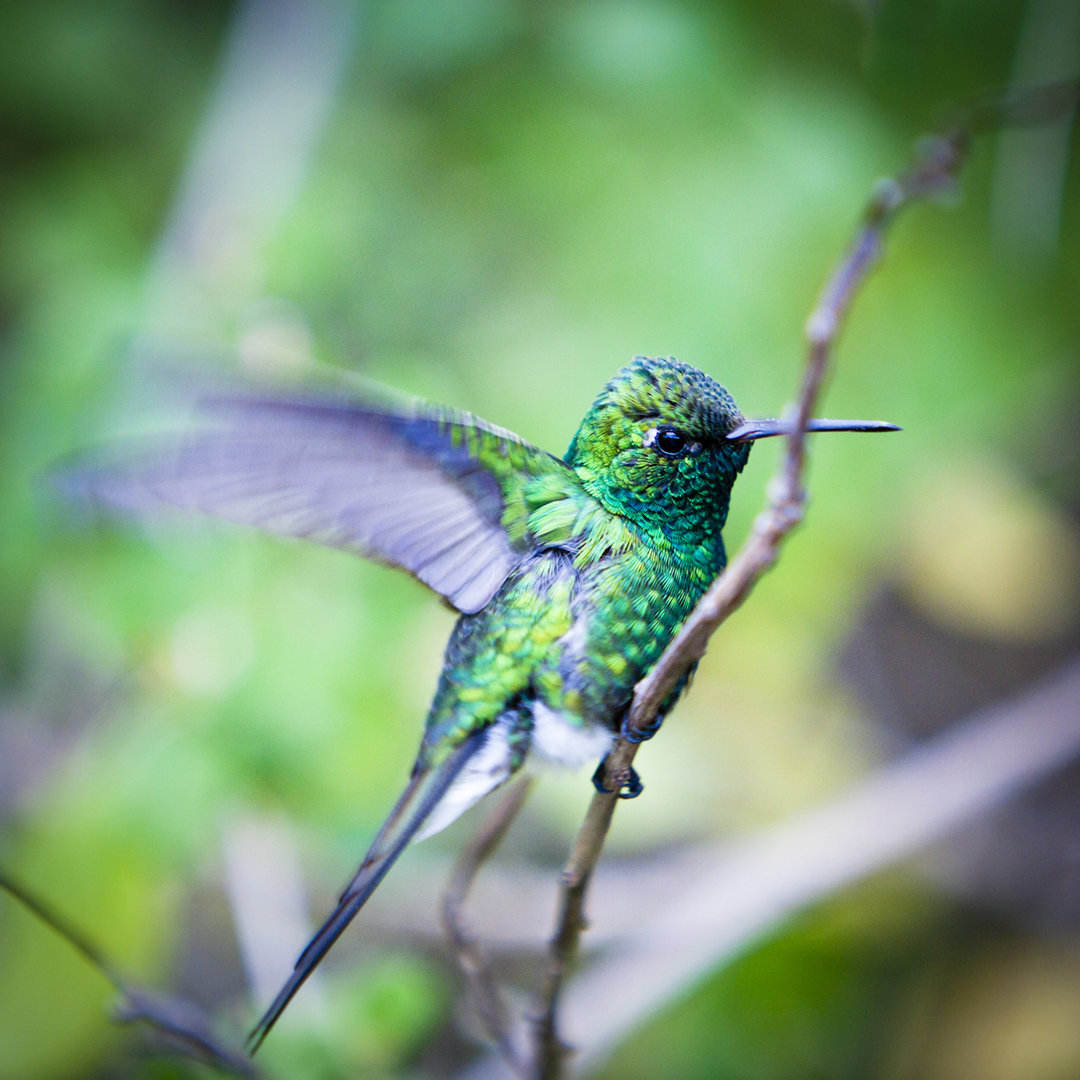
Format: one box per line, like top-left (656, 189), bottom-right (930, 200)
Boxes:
top-left (419, 357), bottom-right (751, 767)
top-left (63, 354), bottom-right (895, 1048)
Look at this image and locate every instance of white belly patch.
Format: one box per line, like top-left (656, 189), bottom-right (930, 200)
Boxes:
top-left (530, 701), bottom-right (613, 769)
top-left (412, 702), bottom-right (614, 844)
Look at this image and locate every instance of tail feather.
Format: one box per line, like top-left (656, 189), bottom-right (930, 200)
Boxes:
top-left (246, 730), bottom-right (486, 1053)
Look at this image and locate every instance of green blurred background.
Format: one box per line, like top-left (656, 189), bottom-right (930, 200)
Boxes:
top-left (1, 1), bottom-right (1078, 1078)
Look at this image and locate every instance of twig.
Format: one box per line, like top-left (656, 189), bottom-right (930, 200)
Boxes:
top-left (453, 660), bottom-right (1080, 1080)
top-left (532, 793), bottom-right (620, 1079)
top-left (563, 659), bottom-right (1080, 1072)
top-left (529, 80), bottom-right (1079, 1079)
top-left (442, 778), bottom-right (534, 1077)
top-left (0, 870), bottom-right (258, 1078)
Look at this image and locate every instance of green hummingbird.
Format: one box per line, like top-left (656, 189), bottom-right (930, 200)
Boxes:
top-left (63, 355), bottom-right (896, 1048)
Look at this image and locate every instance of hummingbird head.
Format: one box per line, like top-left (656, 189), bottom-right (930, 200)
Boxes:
top-left (565, 356), bottom-right (753, 543)
top-left (566, 356), bottom-right (898, 544)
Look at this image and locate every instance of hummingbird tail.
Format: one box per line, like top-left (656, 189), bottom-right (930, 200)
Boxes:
top-left (246, 729), bottom-right (487, 1054)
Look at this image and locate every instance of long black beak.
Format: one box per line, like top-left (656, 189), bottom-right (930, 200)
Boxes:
top-left (726, 417), bottom-right (901, 442)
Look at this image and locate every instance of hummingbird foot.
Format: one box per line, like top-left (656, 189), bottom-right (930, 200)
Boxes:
top-left (591, 760), bottom-right (644, 799)
top-left (620, 713), bottom-right (663, 743)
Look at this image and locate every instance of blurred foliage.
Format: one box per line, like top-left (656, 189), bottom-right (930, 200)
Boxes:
top-left (1, 1), bottom-right (1078, 1078)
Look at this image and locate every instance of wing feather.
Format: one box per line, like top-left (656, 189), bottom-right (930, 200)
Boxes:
top-left (58, 386), bottom-right (582, 612)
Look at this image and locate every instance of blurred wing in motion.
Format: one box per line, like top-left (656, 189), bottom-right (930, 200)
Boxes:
top-left (58, 389), bottom-right (579, 613)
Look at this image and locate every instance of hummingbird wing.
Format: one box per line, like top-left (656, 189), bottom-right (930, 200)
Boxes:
top-left (58, 388), bottom-right (581, 613)
top-left (247, 727), bottom-right (489, 1053)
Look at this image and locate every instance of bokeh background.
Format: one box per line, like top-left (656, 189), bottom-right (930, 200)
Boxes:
top-left (1, 1), bottom-right (1079, 1078)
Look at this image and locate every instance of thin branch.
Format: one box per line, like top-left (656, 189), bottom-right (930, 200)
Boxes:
top-left (529, 80), bottom-right (1079, 1079)
top-left (562, 658), bottom-right (1080, 1073)
top-left (532, 793), bottom-right (620, 1080)
top-left (442, 778), bottom-right (534, 1077)
top-left (0, 871), bottom-right (258, 1078)
top-left (453, 660), bottom-right (1080, 1080)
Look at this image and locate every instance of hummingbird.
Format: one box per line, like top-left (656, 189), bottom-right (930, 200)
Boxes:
top-left (63, 355), bottom-right (897, 1048)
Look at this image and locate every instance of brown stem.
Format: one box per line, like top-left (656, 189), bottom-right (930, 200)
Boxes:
top-left (527, 79), bottom-right (1080, 1079)
top-left (0, 870), bottom-right (258, 1078)
top-left (441, 778), bottom-right (534, 1078)
top-left (532, 787), bottom-right (620, 1080)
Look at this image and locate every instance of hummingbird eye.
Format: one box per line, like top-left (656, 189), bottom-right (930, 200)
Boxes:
top-left (643, 426), bottom-right (690, 458)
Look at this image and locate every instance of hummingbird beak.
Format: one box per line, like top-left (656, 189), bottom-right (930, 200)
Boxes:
top-left (725, 417), bottom-right (901, 442)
